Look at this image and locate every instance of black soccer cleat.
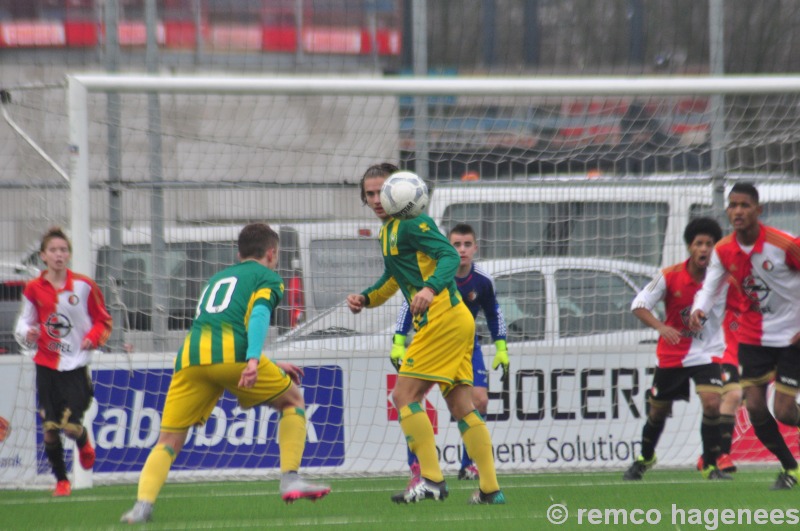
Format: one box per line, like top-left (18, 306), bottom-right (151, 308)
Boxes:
top-left (623, 455), bottom-right (656, 481)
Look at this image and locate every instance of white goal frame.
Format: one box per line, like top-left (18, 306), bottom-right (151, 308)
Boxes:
top-left (66, 73), bottom-right (800, 276)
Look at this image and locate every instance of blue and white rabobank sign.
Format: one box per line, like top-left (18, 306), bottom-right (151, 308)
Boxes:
top-left (83, 365), bottom-right (344, 472)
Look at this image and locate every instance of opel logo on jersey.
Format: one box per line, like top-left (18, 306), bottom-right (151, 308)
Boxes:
top-left (743, 274), bottom-right (770, 303)
top-left (45, 312), bottom-right (73, 339)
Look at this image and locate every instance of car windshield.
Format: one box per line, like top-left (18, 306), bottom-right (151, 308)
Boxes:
top-left (281, 293), bottom-right (404, 341)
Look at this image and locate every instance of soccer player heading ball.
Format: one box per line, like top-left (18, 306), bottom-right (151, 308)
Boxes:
top-left (348, 163), bottom-right (505, 505)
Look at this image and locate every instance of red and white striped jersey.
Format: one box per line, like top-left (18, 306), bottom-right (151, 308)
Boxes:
top-left (715, 279), bottom-right (747, 367)
top-left (15, 269), bottom-right (112, 371)
top-left (632, 260), bottom-right (726, 368)
top-left (693, 224), bottom-right (800, 348)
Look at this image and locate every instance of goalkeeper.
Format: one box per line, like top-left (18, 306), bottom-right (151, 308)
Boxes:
top-left (392, 223), bottom-right (509, 483)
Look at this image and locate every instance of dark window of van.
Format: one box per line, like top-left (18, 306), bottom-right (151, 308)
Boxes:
top-left (442, 201), bottom-right (668, 265)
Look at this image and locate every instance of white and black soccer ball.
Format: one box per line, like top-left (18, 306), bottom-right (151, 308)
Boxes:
top-left (380, 171), bottom-right (429, 220)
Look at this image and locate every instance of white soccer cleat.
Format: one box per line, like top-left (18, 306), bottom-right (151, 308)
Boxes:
top-left (120, 501), bottom-right (154, 524)
top-left (280, 473), bottom-right (331, 503)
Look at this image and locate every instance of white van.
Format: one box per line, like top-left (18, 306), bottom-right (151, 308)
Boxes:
top-left (426, 177), bottom-right (800, 269)
top-left (22, 221), bottom-right (383, 352)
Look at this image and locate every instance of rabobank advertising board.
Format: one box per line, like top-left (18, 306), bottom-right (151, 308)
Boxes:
top-left (80, 365), bottom-right (345, 472)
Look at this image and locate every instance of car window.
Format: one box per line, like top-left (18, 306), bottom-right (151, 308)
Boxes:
top-left (307, 238), bottom-right (383, 311)
top-left (493, 271), bottom-right (546, 342)
top-left (441, 201), bottom-right (668, 265)
top-left (555, 269), bottom-right (642, 337)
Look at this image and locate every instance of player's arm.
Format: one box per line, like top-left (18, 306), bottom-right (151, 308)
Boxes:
top-left (390, 300), bottom-right (413, 370)
top-left (410, 221), bottom-right (459, 295)
top-left (82, 279), bottom-right (113, 350)
top-left (14, 293), bottom-right (39, 349)
top-left (406, 219), bottom-right (459, 315)
top-left (239, 304), bottom-right (271, 389)
top-left (631, 273), bottom-right (681, 345)
top-left (361, 272), bottom-right (400, 308)
top-left (275, 361), bottom-right (304, 385)
top-left (480, 276), bottom-right (509, 376)
top-left (787, 237), bottom-right (800, 344)
top-left (690, 249), bottom-right (726, 330)
top-left (240, 277), bottom-right (282, 389)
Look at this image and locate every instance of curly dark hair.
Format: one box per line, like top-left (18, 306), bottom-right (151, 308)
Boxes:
top-left (683, 217), bottom-right (722, 245)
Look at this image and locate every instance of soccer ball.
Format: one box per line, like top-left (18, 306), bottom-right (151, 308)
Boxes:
top-left (380, 171), bottom-right (429, 220)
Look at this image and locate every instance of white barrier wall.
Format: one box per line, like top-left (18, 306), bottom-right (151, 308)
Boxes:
top-left (0, 347), bottom-right (707, 488)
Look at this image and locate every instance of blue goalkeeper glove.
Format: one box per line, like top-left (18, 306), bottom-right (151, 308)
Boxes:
top-left (390, 334), bottom-right (406, 371)
top-left (492, 339), bottom-right (509, 379)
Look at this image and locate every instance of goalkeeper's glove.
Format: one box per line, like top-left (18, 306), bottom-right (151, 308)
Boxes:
top-left (492, 339), bottom-right (509, 379)
top-left (390, 334), bottom-right (406, 371)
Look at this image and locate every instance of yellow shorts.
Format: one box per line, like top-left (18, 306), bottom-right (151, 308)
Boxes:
top-left (401, 302), bottom-right (475, 397)
top-left (160, 356), bottom-right (292, 432)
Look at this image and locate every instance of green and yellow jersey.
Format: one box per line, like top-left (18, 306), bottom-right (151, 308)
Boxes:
top-left (362, 213), bottom-right (461, 329)
top-left (175, 260), bottom-right (284, 371)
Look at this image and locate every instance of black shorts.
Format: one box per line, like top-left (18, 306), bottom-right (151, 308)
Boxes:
top-left (719, 362), bottom-right (741, 387)
top-left (649, 363), bottom-right (723, 404)
top-left (36, 364), bottom-right (94, 429)
top-left (739, 343), bottom-right (800, 392)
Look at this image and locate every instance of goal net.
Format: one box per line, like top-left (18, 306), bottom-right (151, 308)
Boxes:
top-left (2, 74), bottom-right (800, 488)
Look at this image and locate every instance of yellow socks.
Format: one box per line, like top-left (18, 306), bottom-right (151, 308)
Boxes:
top-left (138, 443), bottom-right (177, 503)
top-left (400, 402), bottom-right (443, 483)
top-left (460, 410), bottom-right (500, 493)
top-left (279, 407), bottom-right (307, 473)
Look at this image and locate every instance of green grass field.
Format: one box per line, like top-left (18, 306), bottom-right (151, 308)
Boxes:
top-left (1, 469), bottom-right (797, 530)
